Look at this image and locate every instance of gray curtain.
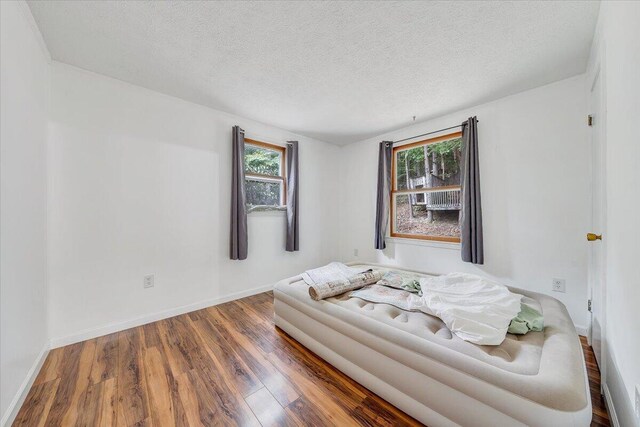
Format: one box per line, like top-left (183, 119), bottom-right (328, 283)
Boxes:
top-left (286, 141), bottom-right (299, 251)
top-left (230, 125), bottom-right (248, 260)
top-left (374, 141), bottom-right (393, 250)
top-left (461, 117), bottom-right (484, 264)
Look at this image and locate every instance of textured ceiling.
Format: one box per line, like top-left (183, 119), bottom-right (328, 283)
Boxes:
top-left (27, 1), bottom-right (599, 144)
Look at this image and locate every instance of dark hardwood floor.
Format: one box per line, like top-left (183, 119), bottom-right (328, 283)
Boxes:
top-left (14, 291), bottom-right (609, 426)
top-left (582, 336), bottom-right (611, 427)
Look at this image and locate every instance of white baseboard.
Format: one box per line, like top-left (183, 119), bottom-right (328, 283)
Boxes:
top-left (603, 382), bottom-right (621, 427)
top-left (50, 284), bottom-right (274, 348)
top-left (575, 324), bottom-right (588, 337)
top-left (1, 343), bottom-right (50, 427)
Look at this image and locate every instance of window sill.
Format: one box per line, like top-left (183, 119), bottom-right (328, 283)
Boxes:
top-left (247, 205), bottom-right (286, 214)
top-left (387, 236), bottom-right (460, 250)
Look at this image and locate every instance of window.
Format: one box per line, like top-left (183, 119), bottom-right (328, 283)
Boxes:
top-left (391, 132), bottom-right (463, 242)
top-left (244, 139), bottom-right (286, 208)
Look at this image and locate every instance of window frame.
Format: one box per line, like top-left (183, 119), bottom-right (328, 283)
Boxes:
top-left (390, 131), bottom-right (463, 243)
top-left (244, 138), bottom-right (287, 207)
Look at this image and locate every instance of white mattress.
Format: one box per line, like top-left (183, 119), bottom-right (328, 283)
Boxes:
top-left (273, 263), bottom-right (592, 426)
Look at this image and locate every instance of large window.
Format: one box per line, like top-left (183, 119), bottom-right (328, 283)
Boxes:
top-left (244, 139), bottom-right (286, 208)
top-left (391, 132), bottom-right (463, 242)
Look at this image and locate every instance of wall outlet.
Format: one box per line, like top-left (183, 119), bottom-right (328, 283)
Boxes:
top-left (635, 385), bottom-right (639, 421)
top-left (353, 248), bottom-right (359, 257)
top-left (551, 278), bottom-right (566, 293)
top-left (144, 274), bottom-right (154, 288)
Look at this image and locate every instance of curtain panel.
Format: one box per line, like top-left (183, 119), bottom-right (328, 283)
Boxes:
top-left (286, 141), bottom-right (299, 251)
top-left (461, 117), bottom-right (484, 264)
top-left (230, 125), bottom-right (248, 260)
top-left (374, 141), bottom-right (393, 250)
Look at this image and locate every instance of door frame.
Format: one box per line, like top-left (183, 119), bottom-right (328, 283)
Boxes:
top-left (587, 56), bottom-right (608, 386)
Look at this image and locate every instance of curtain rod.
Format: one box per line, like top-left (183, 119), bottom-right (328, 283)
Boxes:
top-left (393, 120), bottom-right (478, 144)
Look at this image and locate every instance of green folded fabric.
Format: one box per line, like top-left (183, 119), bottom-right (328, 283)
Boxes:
top-left (377, 271), bottom-right (423, 296)
top-left (508, 303), bottom-right (544, 335)
top-left (402, 280), bottom-right (422, 296)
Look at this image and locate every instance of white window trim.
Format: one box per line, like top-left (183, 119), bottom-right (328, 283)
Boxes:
top-left (247, 205), bottom-right (286, 214)
top-left (387, 236), bottom-right (461, 250)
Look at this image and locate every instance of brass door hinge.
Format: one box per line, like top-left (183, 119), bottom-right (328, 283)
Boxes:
top-left (588, 115), bottom-right (593, 126)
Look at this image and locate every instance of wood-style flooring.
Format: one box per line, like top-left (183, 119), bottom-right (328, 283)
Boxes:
top-left (14, 291), bottom-right (609, 426)
top-left (581, 336), bottom-right (611, 426)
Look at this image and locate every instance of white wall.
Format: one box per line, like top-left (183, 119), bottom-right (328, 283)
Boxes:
top-left (4, 3), bottom-right (625, 423)
top-left (47, 62), bottom-right (341, 345)
top-left (338, 75), bottom-right (591, 329)
top-left (590, 2), bottom-right (640, 425)
top-left (0, 1), bottom-right (50, 424)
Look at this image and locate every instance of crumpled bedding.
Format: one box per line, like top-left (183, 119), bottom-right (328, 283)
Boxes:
top-left (303, 264), bottom-right (538, 345)
top-left (350, 284), bottom-right (423, 312)
top-left (376, 270), bottom-right (423, 295)
top-left (352, 271), bottom-right (527, 345)
top-left (414, 273), bottom-right (524, 345)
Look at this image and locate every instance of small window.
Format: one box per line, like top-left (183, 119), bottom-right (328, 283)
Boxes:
top-left (244, 139), bottom-right (286, 208)
top-left (391, 132), bottom-right (463, 242)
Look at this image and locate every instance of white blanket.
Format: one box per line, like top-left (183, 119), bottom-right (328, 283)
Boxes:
top-left (412, 273), bottom-right (523, 345)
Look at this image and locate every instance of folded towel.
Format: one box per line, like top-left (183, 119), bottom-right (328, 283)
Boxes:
top-left (309, 270), bottom-right (383, 300)
top-left (508, 303), bottom-right (544, 335)
top-left (301, 262), bottom-right (363, 285)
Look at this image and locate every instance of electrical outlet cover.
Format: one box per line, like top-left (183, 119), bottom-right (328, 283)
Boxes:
top-left (552, 278), bottom-right (566, 293)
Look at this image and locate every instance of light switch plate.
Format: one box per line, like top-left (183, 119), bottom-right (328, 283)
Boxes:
top-left (144, 274), bottom-right (154, 288)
